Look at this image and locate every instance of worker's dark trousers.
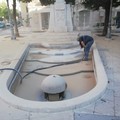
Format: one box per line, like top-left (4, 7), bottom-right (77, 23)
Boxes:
top-left (84, 41), bottom-right (94, 60)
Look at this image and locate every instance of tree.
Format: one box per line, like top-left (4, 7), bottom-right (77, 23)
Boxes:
top-left (13, 0), bottom-right (19, 37)
top-left (40, 0), bottom-right (55, 5)
top-left (65, 0), bottom-right (75, 5)
top-left (39, 0), bottom-right (75, 5)
top-left (12, 0), bottom-right (22, 37)
top-left (0, 2), bottom-right (9, 20)
top-left (81, 0), bottom-right (120, 36)
top-left (0, 2), bottom-right (19, 21)
top-left (20, 0), bottom-right (32, 2)
top-left (12, 0), bottom-right (32, 37)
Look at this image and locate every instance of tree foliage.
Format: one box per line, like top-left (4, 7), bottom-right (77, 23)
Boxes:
top-left (0, 2), bottom-right (18, 21)
top-left (81, 0), bottom-right (120, 35)
top-left (65, 0), bottom-right (75, 4)
top-left (81, 0), bottom-right (120, 10)
top-left (39, 0), bottom-right (75, 5)
top-left (19, 0), bottom-right (32, 3)
top-left (0, 2), bottom-right (9, 20)
top-left (40, 0), bottom-right (55, 5)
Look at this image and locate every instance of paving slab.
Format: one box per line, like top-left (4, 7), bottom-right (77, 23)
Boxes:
top-left (30, 111), bottom-right (74, 120)
top-left (75, 113), bottom-right (120, 120)
top-left (0, 98), bottom-right (29, 120)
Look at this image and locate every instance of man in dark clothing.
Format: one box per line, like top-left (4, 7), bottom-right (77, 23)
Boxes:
top-left (77, 34), bottom-right (94, 61)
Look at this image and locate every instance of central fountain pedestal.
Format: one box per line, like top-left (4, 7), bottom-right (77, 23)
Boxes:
top-left (41, 75), bottom-right (67, 101)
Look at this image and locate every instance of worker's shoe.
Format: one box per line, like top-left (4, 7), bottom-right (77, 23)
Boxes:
top-left (82, 57), bottom-right (88, 61)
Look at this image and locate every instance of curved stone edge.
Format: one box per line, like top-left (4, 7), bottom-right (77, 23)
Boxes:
top-left (0, 43), bottom-right (108, 113)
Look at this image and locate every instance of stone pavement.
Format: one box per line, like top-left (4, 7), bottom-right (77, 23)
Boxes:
top-left (0, 27), bottom-right (120, 120)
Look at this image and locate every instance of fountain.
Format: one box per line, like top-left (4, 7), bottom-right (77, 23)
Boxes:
top-left (0, 41), bottom-right (108, 112)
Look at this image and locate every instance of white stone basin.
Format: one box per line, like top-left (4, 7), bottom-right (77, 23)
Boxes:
top-left (0, 43), bottom-right (108, 112)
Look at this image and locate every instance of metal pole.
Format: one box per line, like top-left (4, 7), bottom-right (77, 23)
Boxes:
top-left (106, 0), bottom-right (113, 38)
top-left (6, 0), bottom-right (16, 40)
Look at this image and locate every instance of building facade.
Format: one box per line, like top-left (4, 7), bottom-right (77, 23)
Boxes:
top-left (20, 0), bottom-right (120, 31)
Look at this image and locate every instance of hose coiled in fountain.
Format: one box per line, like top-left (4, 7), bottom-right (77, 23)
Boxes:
top-left (0, 68), bottom-right (22, 81)
top-left (0, 58), bottom-right (92, 84)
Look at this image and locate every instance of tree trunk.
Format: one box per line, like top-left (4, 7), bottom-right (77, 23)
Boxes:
top-left (13, 0), bottom-right (19, 37)
top-left (102, 2), bottom-right (110, 36)
top-left (26, 5), bottom-right (30, 27)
